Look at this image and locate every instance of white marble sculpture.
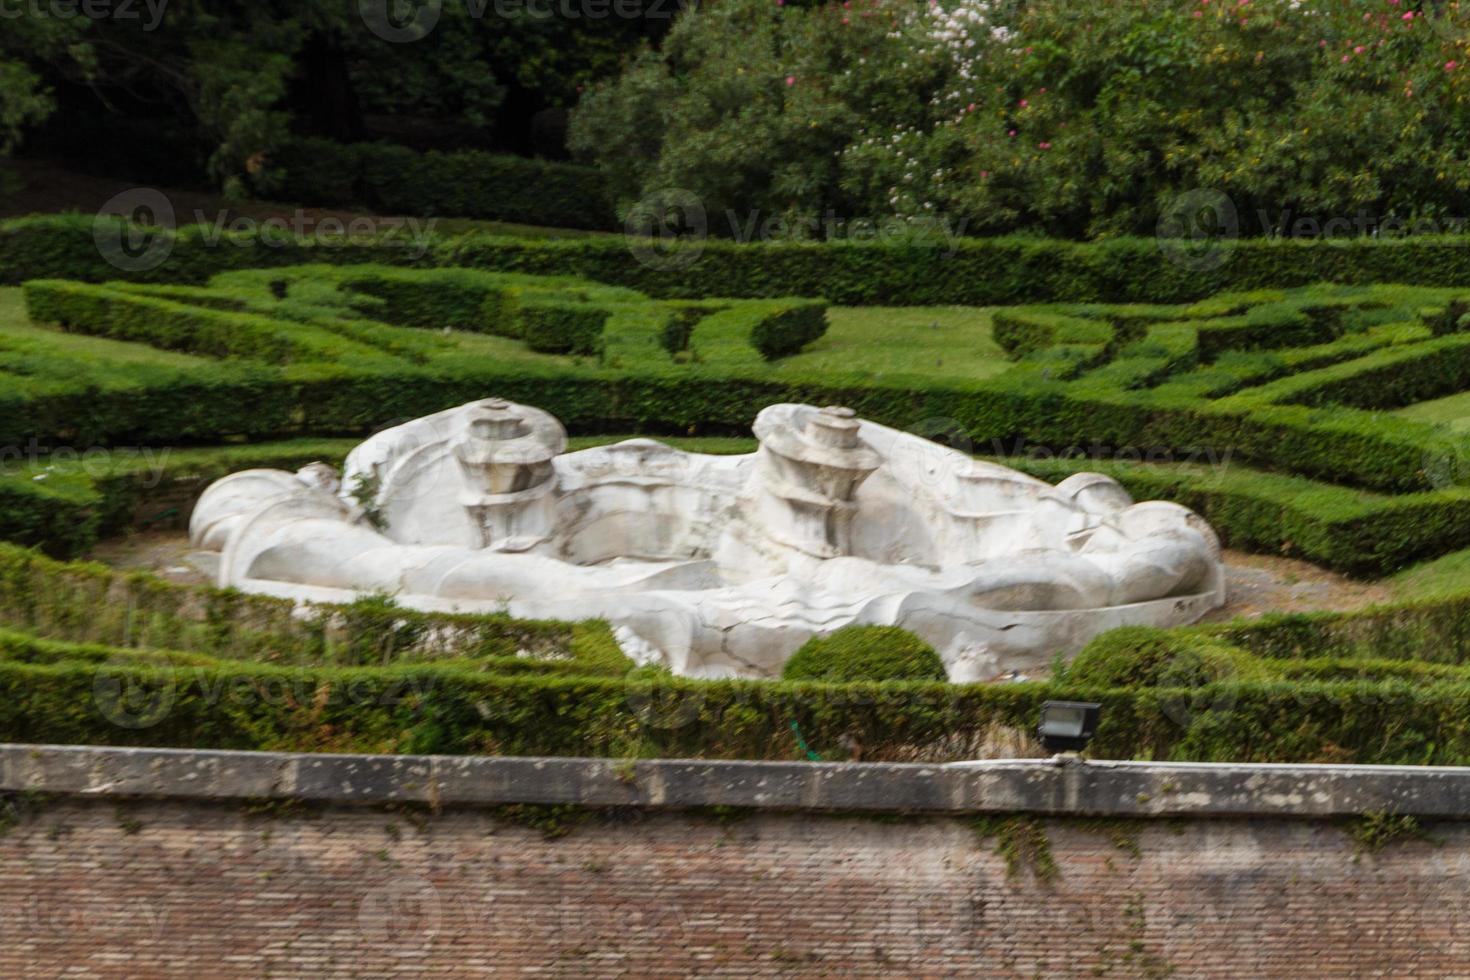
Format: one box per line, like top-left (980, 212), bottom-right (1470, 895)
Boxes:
top-left (189, 398), bottom-right (1225, 681)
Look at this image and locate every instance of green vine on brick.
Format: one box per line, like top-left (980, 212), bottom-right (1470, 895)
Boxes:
top-left (971, 815), bottom-right (1058, 882)
top-left (0, 790), bottom-right (53, 837)
top-left (1074, 817), bottom-right (1145, 859)
top-left (493, 804), bottom-right (589, 840)
top-left (1349, 811), bottom-right (1438, 856)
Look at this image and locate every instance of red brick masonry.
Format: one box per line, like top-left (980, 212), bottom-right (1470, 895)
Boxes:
top-left (1, 799), bottom-right (1466, 978)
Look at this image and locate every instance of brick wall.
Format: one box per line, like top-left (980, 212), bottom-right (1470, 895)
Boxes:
top-left (0, 798), bottom-right (1464, 978)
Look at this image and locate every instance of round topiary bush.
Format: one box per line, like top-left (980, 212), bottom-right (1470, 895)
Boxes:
top-left (1062, 626), bottom-right (1267, 689)
top-left (782, 626), bottom-right (948, 683)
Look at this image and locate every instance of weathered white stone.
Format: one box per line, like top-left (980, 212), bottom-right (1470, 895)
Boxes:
top-left (190, 398), bottom-right (1226, 680)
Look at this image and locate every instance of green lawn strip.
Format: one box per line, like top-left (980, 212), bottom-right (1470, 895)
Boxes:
top-left (12, 274), bottom-right (1470, 497)
top-left (1395, 390), bottom-right (1470, 432)
top-left (1218, 332), bottom-right (1470, 411)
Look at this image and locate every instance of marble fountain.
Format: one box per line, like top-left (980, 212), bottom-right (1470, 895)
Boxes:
top-left (189, 398), bottom-right (1225, 681)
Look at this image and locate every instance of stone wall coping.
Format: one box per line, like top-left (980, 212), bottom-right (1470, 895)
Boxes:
top-left (5, 744), bottom-right (1470, 818)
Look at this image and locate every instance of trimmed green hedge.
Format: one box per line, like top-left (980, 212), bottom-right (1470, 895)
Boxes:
top-left (0, 542), bottom-right (629, 672)
top-left (27, 214), bottom-right (1470, 308)
top-left (439, 233), bottom-right (1470, 307)
top-left (5, 619), bottom-right (1470, 763)
top-left (747, 299), bottom-right (829, 360)
top-left (521, 302), bottom-right (608, 356)
top-left (336, 268), bottom-right (522, 335)
top-left (1063, 626), bottom-right (1269, 689)
top-left (10, 263), bottom-right (1470, 574)
top-left (258, 138), bottom-right (617, 232)
top-left (783, 626), bottom-right (947, 683)
top-left (10, 539), bottom-right (1470, 762)
top-left (22, 280), bottom-right (391, 364)
top-left (0, 214), bottom-right (419, 288)
top-left (1003, 455), bottom-right (1470, 578)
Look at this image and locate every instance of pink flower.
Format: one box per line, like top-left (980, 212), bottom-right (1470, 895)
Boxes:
top-left (785, 75), bottom-right (795, 86)
top-left (1038, 141), bottom-right (1052, 150)
top-left (1448, 61), bottom-right (1460, 72)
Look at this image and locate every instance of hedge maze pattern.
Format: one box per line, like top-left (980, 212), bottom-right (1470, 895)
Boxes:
top-left (5, 233), bottom-right (1470, 765)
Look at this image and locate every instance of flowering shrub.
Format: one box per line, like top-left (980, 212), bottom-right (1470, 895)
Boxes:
top-left (571, 0), bottom-right (1470, 239)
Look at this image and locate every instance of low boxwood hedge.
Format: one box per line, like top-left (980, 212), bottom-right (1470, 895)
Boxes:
top-left (521, 301), bottom-right (609, 356)
top-left (257, 138), bottom-right (617, 232)
top-left (3, 618), bottom-right (1470, 763)
top-left (0, 542), bottom-right (630, 672)
top-left (783, 626), bottom-right (947, 683)
top-left (25, 214), bottom-right (1470, 308)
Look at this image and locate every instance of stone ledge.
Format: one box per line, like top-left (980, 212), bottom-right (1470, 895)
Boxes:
top-left (5, 744), bottom-right (1470, 817)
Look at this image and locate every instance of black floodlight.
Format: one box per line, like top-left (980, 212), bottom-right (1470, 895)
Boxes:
top-left (1038, 700), bottom-right (1101, 754)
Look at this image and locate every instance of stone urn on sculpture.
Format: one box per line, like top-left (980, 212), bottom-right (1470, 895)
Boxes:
top-left (449, 398), bottom-right (563, 552)
top-left (753, 405), bottom-right (882, 558)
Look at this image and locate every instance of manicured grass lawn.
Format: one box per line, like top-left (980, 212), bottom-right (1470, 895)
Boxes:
top-left (1390, 545), bottom-right (1470, 598)
top-left (0, 286), bottom-right (210, 369)
top-left (1394, 390), bottom-right (1470, 432)
top-left (9, 278), bottom-right (1013, 388)
top-left (601, 304), bottom-right (1009, 384)
top-left (777, 306), bottom-right (1008, 383)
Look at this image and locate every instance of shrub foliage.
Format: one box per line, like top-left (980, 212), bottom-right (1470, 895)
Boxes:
top-left (783, 626), bottom-right (948, 683)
